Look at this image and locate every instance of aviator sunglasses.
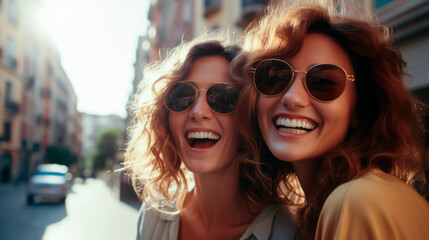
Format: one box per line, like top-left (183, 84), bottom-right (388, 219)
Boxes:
top-left (164, 81), bottom-right (239, 114)
top-left (251, 58), bottom-right (355, 101)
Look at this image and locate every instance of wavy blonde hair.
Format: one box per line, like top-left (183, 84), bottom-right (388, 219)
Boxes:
top-left (232, 1), bottom-right (427, 239)
top-left (125, 31), bottom-right (283, 212)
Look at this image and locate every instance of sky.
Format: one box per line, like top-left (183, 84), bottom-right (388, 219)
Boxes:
top-left (38, 0), bottom-right (150, 118)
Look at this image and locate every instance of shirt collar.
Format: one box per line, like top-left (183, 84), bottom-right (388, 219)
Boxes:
top-left (240, 204), bottom-right (279, 240)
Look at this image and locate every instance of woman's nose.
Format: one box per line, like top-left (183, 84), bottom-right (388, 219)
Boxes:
top-left (188, 91), bottom-right (213, 120)
top-left (281, 73), bottom-right (310, 109)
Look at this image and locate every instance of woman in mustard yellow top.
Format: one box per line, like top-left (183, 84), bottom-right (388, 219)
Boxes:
top-left (316, 168), bottom-right (429, 239)
top-left (231, 0), bottom-right (429, 239)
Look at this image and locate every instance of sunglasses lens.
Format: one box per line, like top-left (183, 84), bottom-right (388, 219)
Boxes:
top-left (165, 82), bottom-right (196, 112)
top-left (255, 60), bottom-right (293, 95)
top-left (206, 84), bottom-right (239, 114)
top-left (306, 64), bottom-right (347, 101)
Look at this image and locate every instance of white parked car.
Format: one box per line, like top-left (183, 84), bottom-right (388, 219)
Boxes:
top-left (27, 164), bottom-right (72, 204)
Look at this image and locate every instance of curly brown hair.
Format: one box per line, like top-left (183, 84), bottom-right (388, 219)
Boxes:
top-left (231, 1), bottom-right (427, 239)
top-left (125, 32), bottom-right (283, 212)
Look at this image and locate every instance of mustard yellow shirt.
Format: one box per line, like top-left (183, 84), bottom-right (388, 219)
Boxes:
top-left (315, 168), bottom-right (429, 240)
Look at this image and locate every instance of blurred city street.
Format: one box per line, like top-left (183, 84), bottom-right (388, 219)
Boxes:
top-left (0, 178), bottom-right (140, 240)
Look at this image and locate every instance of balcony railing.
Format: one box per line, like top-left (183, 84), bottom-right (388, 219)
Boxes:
top-left (5, 100), bottom-right (19, 114)
top-left (26, 76), bottom-right (35, 88)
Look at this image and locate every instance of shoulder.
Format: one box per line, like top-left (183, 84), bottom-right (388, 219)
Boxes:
top-left (323, 169), bottom-right (429, 212)
top-left (241, 204), bottom-right (297, 240)
top-left (316, 169), bottom-right (429, 240)
top-left (136, 202), bottom-right (180, 240)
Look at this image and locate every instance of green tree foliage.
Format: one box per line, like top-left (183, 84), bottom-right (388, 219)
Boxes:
top-left (91, 129), bottom-right (119, 171)
top-left (45, 145), bottom-right (77, 166)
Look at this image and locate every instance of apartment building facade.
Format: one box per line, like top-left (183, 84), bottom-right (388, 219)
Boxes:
top-left (0, 0), bottom-right (24, 182)
top-left (0, 0), bottom-right (82, 182)
top-left (375, 0), bottom-right (429, 103)
top-left (146, 0), bottom-right (195, 61)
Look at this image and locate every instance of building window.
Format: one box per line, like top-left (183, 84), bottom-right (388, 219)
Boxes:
top-left (5, 81), bottom-right (19, 113)
top-left (374, 0), bottom-right (394, 8)
top-left (205, 0), bottom-right (220, 8)
top-left (183, 0), bottom-right (191, 24)
top-left (41, 88), bottom-right (51, 98)
top-left (6, 37), bottom-right (17, 69)
top-left (36, 115), bottom-right (42, 124)
top-left (242, 0), bottom-right (267, 8)
top-left (5, 81), bottom-right (13, 102)
top-left (3, 122), bottom-right (12, 142)
top-left (237, 0), bottom-right (267, 29)
top-left (8, 0), bottom-right (18, 24)
top-left (204, 0), bottom-right (221, 17)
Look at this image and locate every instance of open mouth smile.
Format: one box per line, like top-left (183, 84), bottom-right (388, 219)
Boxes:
top-left (274, 116), bottom-right (316, 134)
top-left (186, 130), bottom-right (220, 148)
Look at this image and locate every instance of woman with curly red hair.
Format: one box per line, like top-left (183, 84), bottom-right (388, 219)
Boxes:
top-left (125, 32), bottom-right (296, 240)
top-left (232, 1), bottom-right (429, 239)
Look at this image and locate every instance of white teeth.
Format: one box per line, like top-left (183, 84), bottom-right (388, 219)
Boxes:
top-left (275, 117), bottom-right (315, 130)
top-left (278, 128), bottom-right (308, 134)
top-left (187, 131), bottom-right (220, 140)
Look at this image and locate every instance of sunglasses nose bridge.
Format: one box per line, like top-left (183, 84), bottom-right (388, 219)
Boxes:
top-left (292, 69), bottom-right (310, 90)
top-left (193, 88), bottom-right (208, 106)
top-left (196, 88), bottom-right (208, 104)
top-left (280, 70), bottom-right (311, 108)
top-left (188, 89), bottom-right (213, 119)
top-left (293, 69), bottom-right (308, 74)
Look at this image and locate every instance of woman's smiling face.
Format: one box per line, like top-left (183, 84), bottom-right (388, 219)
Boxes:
top-left (256, 33), bottom-right (357, 164)
top-left (168, 56), bottom-right (240, 174)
